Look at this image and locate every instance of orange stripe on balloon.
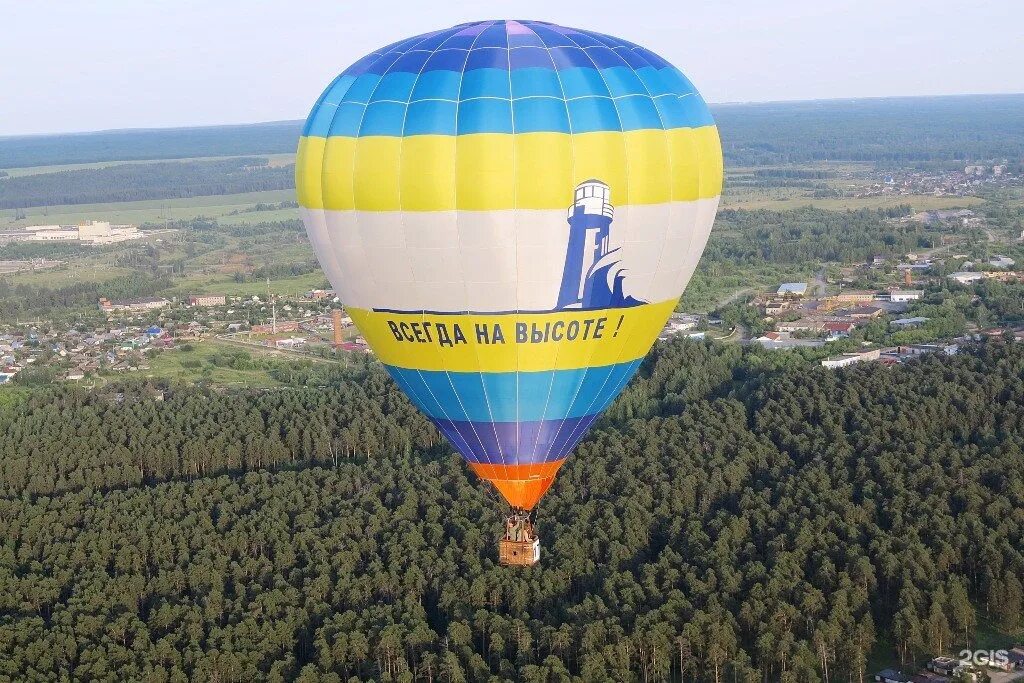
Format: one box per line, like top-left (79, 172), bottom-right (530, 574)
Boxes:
top-left (468, 460), bottom-right (566, 510)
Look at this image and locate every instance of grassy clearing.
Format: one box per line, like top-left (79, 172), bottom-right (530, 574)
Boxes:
top-left (145, 340), bottom-right (283, 387)
top-left (167, 270), bottom-right (328, 298)
top-left (1, 153), bottom-right (296, 178)
top-left (6, 262), bottom-right (136, 288)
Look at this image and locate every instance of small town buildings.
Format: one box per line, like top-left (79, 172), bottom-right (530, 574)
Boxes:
top-left (911, 672), bottom-right (949, 683)
top-left (305, 289), bottom-right (337, 300)
top-left (874, 668), bottom-right (913, 683)
top-left (898, 343), bottom-right (959, 356)
top-left (21, 221), bottom-right (143, 245)
top-left (927, 657), bottom-right (958, 677)
top-left (822, 348), bottom-right (881, 368)
top-left (188, 294), bottom-right (227, 307)
top-left (989, 255), bottom-right (1016, 269)
top-left (251, 320), bottom-right (301, 334)
top-left (823, 321), bottom-right (857, 336)
top-left (891, 317), bottom-right (930, 328)
top-left (833, 290), bottom-right (877, 305)
top-left (846, 305), bottom-right (886, 319)
top-left (948, 272), bottom-right (984, 284)
top-left (777, 318), bottom-right (826, 334)
top-left (752, 332), bottom-right (826, 350)
top-left (99, 297), bottom-right (170, 312)
top-left (777, 282), bottom-right (808, 298)
top-left (887, 289), bottom-right (924, 303)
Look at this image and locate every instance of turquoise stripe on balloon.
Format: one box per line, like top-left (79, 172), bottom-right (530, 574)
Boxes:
top-left (384, 359), bottom-right (641, 423)
top-left (460, 68), bottom-right (511, 99)
top-left (410, 70), bottom-right (463, 101)
top-left (302, 65), bottom-right (713, 137)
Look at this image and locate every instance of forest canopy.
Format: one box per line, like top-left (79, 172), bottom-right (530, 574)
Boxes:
top-left (0, 339), bottom-right (1021, 682)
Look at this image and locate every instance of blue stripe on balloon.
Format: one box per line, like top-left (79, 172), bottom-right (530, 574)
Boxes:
top-left (358, 102), bottom-right (407, 136)
top-left (512, 98), bottom-right (570, 133)
top-left (383, 359), bottom-right (641, 423)
top-left (617, 95), bottom-right (664, 130)
top-left (368, 72), bottom-right (418, 103)
top-left (602, 66), bottom-right (649, 97)
top-left (457, 98), bottom-right (513, 134)
top-left (431, 414), bottom-right (600, 464)
top-left (558, 67), bottom-right (613, 99)
top-left (325, 102), bottom-right (367, 137)
top-left (459, 68), bottom-right (511, 99)
top-left (511, 67), bottom-right (563, 98)
top-left (300, 21), bottom-right (716, 138)
top-left (566, 97), bottom-right (622, 133)
top-left (304, 92), bottom-right (709, 138)
top-left (410, 70), bottom-right (463, 101)
top-left (465, 47), bottom-right (510, 71)
top-left (404, 100), bottom-right (457, 135)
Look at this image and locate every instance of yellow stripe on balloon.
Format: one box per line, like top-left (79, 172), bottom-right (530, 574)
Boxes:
top-left (295, 127), bottom-right (723, 211)
top-left (346, 298), bottom-right (678, 373)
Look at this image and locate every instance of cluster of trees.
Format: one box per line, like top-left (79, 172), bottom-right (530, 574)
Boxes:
top-left (0, 273), bottom-right (174, 319)
top-left (0, 158), bottom-right (294, 209)
top-left (706, 206), bottom-right (937, 267)
top-left (0, 339), bottom-right (1022, 681)
top-left (715, 94), bottom-right (1024, 166)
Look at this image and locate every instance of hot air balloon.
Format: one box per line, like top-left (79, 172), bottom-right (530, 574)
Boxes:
top-left (296, 19), bottom-right (722, 565)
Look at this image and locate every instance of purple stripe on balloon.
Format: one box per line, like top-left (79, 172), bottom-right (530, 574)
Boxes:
top-left (432, 414), bottom-right (600, 465)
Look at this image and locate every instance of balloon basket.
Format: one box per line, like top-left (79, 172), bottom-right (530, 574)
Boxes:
top-left (499, 511), bottom-right (540, 566)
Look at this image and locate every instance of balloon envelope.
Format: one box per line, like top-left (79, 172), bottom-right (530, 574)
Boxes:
top-left (297, 20), bottom-right (722, 510)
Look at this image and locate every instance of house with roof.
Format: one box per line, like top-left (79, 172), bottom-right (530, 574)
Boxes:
top-left (874, 669), bottom-right (913, 683)
top-left (777, 282), bottom-right (808, 298)
top-left (890, 317), bottom-right (930, 328)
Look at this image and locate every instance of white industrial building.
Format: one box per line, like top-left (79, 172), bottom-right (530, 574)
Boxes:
top-left (887, 289), bottom-right (924, 303)
top-left (821, 348), bottom-right (881, 369)
top-left (23, 221), bottom-right (143, 245)
top-left (948, 272), bottom-right (984, 284)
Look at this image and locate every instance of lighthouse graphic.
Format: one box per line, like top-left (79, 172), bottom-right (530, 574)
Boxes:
top-left (555, 180), bottom-right (644, 310)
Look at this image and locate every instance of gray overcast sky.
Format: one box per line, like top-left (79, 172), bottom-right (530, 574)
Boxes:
top-left (2, 0), bottom-right (1021, 136)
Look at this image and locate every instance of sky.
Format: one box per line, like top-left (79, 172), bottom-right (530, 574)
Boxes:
top-left (2, 0), bottom-right (1022, 136)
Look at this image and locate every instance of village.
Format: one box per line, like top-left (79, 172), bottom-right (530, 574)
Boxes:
top-left (874, 649), bottom-right (1024, 683)
top-left (856, 163), bottom-right (1021, 200)
top-left (0, 288), bottom-right (370, 384)
top-left (661, 244), bottom-right (1024, 369)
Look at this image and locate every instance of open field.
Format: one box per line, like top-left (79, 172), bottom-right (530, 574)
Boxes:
top-left (1, 153), bottom-right (296, 178)
top-left (167, 269), bottom-right (328, 298)
top-left (5, 262), bottom-right (136, 288)
top-left (144, 339), bottom-right (284, 387)
top-left (0, 189), bottom-right (297, 227)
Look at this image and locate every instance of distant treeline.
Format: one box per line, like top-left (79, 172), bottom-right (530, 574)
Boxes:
top-left (715, 94), bottom-right (1024, 166)
top-left (0, 121), bottom-right (300, 168)
top-left (2, 95), bottom-right (1021, 172)
top-left (0, 157), bottom-right (294, 209)
top-left (0, 273), bottom-right (173, 318)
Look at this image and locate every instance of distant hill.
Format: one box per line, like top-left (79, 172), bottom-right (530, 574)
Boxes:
top-left (2, 94), bottom-right (1022, 169)
top-left (715, 93), bottom-right (1024, 166)
top-left (0, 120), bottom-right (302, 169)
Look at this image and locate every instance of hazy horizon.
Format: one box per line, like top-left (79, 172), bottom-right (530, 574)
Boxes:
top-left (4, 92), bottom-right (1024, 141)
top-left (3, 0), bottom-right (1022, 136)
